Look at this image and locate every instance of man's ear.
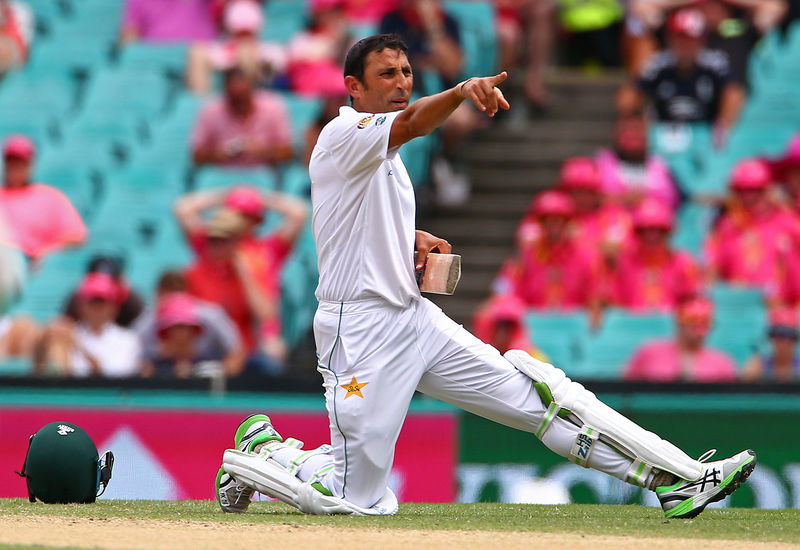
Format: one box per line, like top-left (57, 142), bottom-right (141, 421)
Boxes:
top-left (344, 75), bottom-right (362, 102)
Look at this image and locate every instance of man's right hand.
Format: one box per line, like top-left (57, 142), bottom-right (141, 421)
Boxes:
top-left (459, 72), bottom-right (510, 117)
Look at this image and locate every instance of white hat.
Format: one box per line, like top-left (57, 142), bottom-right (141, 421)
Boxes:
top-left (225, 0), bottom-right (264, 34)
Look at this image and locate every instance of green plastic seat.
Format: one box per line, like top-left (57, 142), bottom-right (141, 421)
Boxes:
top-left (443, 1), bottom-right (497, 78)
top-left (577, 332), bottom-right (653, 380)
top-left (600, 308), bottom-right (674, 340)
top-left (670, 202), bottom-right (715, 258)
top-left (281, 93), bottom-right (322, 150)
top-left (81, 69), bottom-right (171, 119)
top-left (0, 72), bottom-right (75, 116)
top-left (526, 310), bottom-right (591, 342)
top-left (117, 43), bottom-right (189, 75)
top-left (262, 0), bottom-right (309, 43)
top-left (193, 166), bottom-right (278, 192)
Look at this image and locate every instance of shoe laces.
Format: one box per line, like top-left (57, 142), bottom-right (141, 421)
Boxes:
top-left (697, 449), bottom-right (717, 462)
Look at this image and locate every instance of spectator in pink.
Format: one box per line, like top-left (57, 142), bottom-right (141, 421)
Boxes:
top-left (612, 199), bottom-right (702, 312)
top-left (175, 185), bottom-right (308, 366)
top-left (497, 191), bottom-right (597, 310)
top-left (596, 114), bottom-right (677, 211)
top-left (704, 158), bottom-right (800, 305)
top-left (342, 0), bottom-right (399, 24)
top-left (742, 307), bottom-right (800, 382)
top-left (557, 156), bottom-right (632, 264)
top-left (187, 0), bottom-right (287, 94)
top-left (120, 0), bottom-right (218, 43)
top-left (624, 297), bottom-right (737, 382)
top-left (473, 294), bottom-right (549, 361)
top-left (0, 135), bottom-right (87, 259)
top-left (286, 0), bottom-right (350, 98)
top-left (191, 67), bottom-right (293, 167)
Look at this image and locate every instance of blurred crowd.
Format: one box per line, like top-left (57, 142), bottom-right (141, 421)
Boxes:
top-left (0, 0), bottom-right (799, 383)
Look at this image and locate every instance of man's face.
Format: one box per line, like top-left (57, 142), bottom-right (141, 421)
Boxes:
top-left (225, 74), bottom-right (253, 112)
top-left (615, 118), bottom-right (647, 159)
top-left (3, 156), bottom-right (30, 188)
top-left (668, 33), bottom-right (705, 70)
top-left (78, 298), bottom-right (118, 328)
top-left (348, 48), bottom-right (412, 113)
top-left (734, 188), bottom-right (766, 213)
top-left (568, 188), bottom-right (600, 213)
top-left (784, 167), bottom-right (800, 200)
top-left (636, 226), bottom-right (669, 248)
top-left (207, 236), bottom-right (239, 260)
top-left (540, 215), bottom-right (569, 242)
top-left (162, 325), bottom-right (199, 355)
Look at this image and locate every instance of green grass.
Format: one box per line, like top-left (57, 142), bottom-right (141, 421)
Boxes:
top-left (1, 500), bottom-right (799, 543)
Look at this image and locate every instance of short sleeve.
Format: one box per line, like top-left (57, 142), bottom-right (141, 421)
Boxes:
top-left (322, 109), bottom-right (402, 178)
top-left (51, 189), bottom-right (87, 246)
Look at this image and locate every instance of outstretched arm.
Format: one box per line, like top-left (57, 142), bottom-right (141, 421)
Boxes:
top-left (389, 72), bottom-right (510, 149)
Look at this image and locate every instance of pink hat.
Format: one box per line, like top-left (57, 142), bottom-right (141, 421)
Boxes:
top-left (77, 272), bottom-right (122, 303)
top-left (486, 294), bottom-right (526, 323)
top-left (667, 8), bottom-right (706, 37)
top-left (558, 157), bottom-right (601, 191)
top-left (3, 134), bottom-right (35, 161)
top-left (224, 0), bottom-right (264, 34)
top-left (225, 185), bottom-right (265, 221)
top-left (157, 292), bottom-right (203, 337)
top-left (531, 190), bottom-right (576, 218)
top-left (770, 133), bottom-right (800, 181)
top-left (633, 199), bottom-right (674, 230)
top-left (730, 158), bottom-right (772, 191)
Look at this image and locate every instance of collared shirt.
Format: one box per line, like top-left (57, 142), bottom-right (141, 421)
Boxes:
top-left (613, 244), bottom-right (702, 311)
top-left (191, 91), bottom-right (292, 166)
top-left (310, 106), bottom-right (419, 307)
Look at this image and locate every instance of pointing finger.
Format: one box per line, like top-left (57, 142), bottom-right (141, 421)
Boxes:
top-left (496, 88), bottom-right (510, 110)
top-left (490, 71), bottom-right (508, 86)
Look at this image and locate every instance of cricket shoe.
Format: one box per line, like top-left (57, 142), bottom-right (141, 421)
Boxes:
top-left (216, 414), bottom-right (283, 513)
top-left (656, 449), bottom-right (756, 519)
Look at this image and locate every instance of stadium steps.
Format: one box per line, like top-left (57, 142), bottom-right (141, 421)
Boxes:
top-left (419, 70), bottom-right (622, 327)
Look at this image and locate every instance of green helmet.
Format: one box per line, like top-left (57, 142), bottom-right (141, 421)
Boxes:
top-left (16, 422), bottom-right (114, 504)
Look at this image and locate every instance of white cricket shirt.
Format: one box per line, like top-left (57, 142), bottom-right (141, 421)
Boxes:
top-left (310, 106), bottom-right (420, 307)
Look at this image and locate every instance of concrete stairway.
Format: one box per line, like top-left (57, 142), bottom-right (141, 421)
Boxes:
top-left (420, 70), bottom-right (624, 327)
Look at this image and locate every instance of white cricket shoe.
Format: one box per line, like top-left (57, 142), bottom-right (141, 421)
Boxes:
top-left (215, 414), bottom-right (282, 513)
top-left (656, 449), bottom-right (756, 519)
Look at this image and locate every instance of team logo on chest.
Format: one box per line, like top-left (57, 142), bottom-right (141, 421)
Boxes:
top-left (340, 376), bottom-right (369, 399)
top-left (357, 115), bottom-right (375, 129)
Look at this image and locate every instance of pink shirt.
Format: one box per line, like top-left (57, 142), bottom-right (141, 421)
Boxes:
top-left (191, 91), bottom-right (292, 167)
top-left (625, 339), bottom-right (737, 382)
top-left (572, 204), bottom-right (632, 259)
top-left (595, 149), bottom-right (678, 209)
top-left (704, 207), bottom-right (799, 302)
top-left (123, 0), bottom-right (217, 42)
top-left (613, 244), bottom-right (703, 311)
top-left (500, 239), bottom-right (597, 310)
top-left (0, 183), bottom-right (87, 258)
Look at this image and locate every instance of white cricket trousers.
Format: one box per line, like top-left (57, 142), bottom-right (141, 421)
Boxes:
top-left (311, 296), bottom-right (633, 509)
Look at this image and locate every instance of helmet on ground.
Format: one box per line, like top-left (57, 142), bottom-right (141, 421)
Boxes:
top-left (16, 421), bottom-right (113, 504)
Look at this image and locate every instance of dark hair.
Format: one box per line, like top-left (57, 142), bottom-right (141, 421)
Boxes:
top-left (157, 270), bottom-right (188, 293)
top-left (223, 67), bottom-right (249, 86)
top-left (344, 34), bottom-right (408, 83)
top-left (87, 255), bottom-right (124, 279)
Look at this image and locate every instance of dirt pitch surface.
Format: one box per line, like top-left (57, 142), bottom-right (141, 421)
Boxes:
top-left (1, 515), bottom-right (799, 550)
